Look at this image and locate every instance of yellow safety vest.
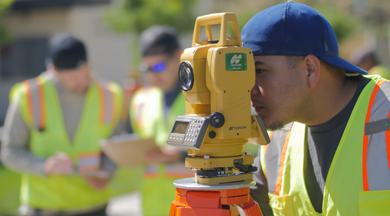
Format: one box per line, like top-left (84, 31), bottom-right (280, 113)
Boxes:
top-left (0, 167), bottom-right (20, 214)
top-left (130, 86), bottom-right (193, 216)
top-left (369, 65), bottom-right (390, 80)
top-left (15, 76), bottom-right (122, 210)
top-left (260, 75), bottom-right (390, 215)
top-left (0, 86), bottom-right (24, 215)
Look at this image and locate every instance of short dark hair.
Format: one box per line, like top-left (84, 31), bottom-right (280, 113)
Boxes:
top-left (286, 55), bottom-right (345, 78)
top-left (286, 56), bottom-right (305, 70)
top-left (48, 33), bottom-right (87, 70)
top-left (140, 25), bottom-right (180, 57)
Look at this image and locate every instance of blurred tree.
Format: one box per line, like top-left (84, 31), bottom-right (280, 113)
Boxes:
top-left (313, 3), bottom-right (358, 43)
top-left (351, 0), bottom-right (390, 28)
top-left (104, 0), bottom-right (197, 34)
top-left (226, 1), bottom-right (358, 44)
top-left (103, 0), bottom-right (197, 72)
top-left (0, 0), bottom-right (13, 47)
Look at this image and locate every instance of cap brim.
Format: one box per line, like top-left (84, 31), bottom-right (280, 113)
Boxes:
top-left (318, 56), bottom-right (368, 75)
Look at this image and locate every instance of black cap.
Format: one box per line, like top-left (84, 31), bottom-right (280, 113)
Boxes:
top-left (48, 33), bottom-right (87, 70)
top-left (140, 25), bottom-right (180, 57)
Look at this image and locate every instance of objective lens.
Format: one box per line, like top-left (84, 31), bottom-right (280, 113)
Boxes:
top-left (178, 61), bottom-right (194, 91)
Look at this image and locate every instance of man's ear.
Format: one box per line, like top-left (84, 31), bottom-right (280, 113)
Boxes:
top-left (173, 49), bottom-right (182, 59)
top-left (304, 55), bottom-right (321, 88)
top-left (47, 64), bottom-right (56, 73)
top-left (49, 65), bottom-right (62, 75)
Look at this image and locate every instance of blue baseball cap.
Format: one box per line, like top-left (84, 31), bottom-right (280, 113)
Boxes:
top-left (241, 1), bottom-right (367, 75)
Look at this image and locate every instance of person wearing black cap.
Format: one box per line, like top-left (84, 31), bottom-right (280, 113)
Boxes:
top-left (1, 33), bottom-right (123, 215)
top-left (241, 1), bottom-right (390, 215)
top-left (129, 25), bottom-right (192, 216)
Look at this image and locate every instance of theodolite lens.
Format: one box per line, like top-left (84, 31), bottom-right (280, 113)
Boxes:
top-left (178, 61), bottom-right (194, 91)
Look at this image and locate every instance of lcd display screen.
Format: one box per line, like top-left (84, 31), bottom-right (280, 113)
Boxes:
top-left (172, 121), bottom-right (189, 134)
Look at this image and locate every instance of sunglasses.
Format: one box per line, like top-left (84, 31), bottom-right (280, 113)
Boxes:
top-left (139, 61), bottom-right (167, 73)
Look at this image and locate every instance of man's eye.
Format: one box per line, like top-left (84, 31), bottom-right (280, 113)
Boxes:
top-left (256, 69), bottom-right (265, 74)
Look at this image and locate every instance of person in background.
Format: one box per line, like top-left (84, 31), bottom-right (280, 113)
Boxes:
top-left (1, 33), bottom-right (123, 216)
top-left (129, 25), bottom-right (193, 216)
top-left (241, 2), bottom-right (390, 215)
top-left (349, 45), bottom-right (390, 79)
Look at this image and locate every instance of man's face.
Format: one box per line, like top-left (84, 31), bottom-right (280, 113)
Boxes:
top-left (141, 52), bottom-right (180, 93)
top-left (54, 64), bottom-right (91, 93)
top-left (251, 55), bottom-right (308, 130)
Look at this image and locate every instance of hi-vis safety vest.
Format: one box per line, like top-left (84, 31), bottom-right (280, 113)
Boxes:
top-left (0, 167), bottom-right (20, 214)
top-left (130, 86), bottom-right (193, 216)
top-left (259, 75), bottom-right (390, 216)
top-left (13, 75), bottom-right (123, 210)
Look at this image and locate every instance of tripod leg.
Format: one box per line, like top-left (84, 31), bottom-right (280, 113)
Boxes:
top-left (238, 196), bottom-right (263, 216)
top-left (230, 205), bottom-right (240, 216)
top-left (170, 200), bottom-right (186, 216)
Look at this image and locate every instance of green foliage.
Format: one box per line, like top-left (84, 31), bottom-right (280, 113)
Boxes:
top-left (0, 25), bottom-right (12, 47)
top-left (232, 4), bottom-right (357, 44)
top-left (313, 3), bottom-right (358, 43)
top-left (0, 0), bottom-right (14, 47)
top-left (0, 0), bottom-right (13, 14)
top-left (104, 0), bottom-right (197, 34)
top-left (236, 10), bottom-right (260, 32)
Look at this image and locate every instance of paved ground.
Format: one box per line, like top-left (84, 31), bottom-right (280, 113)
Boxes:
top-left (107, 191), bottom-right (142, 216)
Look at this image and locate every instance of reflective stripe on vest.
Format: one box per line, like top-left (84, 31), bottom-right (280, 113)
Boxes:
top-left (275, 129), bottom-right (291, 196)
top-left (131, 87), bottom-right (156, 130)
top-left (262, 123), bottom-right (293, 194)
top-left (77, 151), bottom-right (100, 173)
top-left (144, 164), bottom-right (159, 179)
top-left (23, 77), bottom-right (46, 131)
top-left (363, 80), bottom-right (390, 191)
top-left (23, 79), bottom-right (119, 130)
top-left (260, 131), bottom-right (274, 179)
top-left (97, 80), bottom-right (119, 125)
top-left (262, 131), bottom-right (274, 156)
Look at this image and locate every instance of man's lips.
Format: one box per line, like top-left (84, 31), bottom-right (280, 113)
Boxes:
top-left (253, 105), bottom-right (265, 113)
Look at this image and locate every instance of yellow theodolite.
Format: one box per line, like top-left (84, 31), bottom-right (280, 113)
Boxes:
top-left (167, 12), bottom-right (269, 216)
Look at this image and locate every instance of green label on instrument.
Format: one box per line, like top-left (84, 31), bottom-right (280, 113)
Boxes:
top-left (225, 53), bottom-right (247, 71)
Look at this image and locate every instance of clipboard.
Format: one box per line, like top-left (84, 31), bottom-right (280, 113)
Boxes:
top-left (100, 134), bottom-right (160, 167)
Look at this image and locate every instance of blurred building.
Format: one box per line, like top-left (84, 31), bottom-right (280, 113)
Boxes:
top-left (0, 0), bottom-right (135, 126)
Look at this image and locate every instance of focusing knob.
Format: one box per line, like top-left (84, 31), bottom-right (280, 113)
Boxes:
top-left (210, 112), bottom-right (225, 128)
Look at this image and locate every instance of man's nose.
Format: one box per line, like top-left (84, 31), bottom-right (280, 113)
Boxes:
top-left (251, 84), bottom-right (260, 96)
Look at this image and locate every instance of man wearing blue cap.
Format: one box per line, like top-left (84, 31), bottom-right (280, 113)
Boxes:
top-left (241, 1), bottom-right (390, 215)
top-left (1, 33), bottom-right (123, 215)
